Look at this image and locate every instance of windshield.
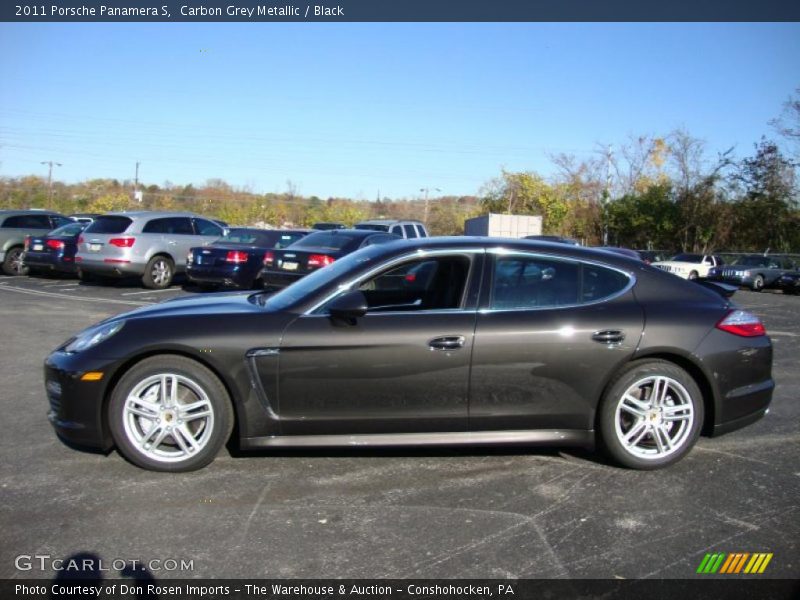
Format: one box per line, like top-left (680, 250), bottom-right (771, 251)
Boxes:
top-left (733, 256), bottom-right (770, 267)
top-left (49, 222), bottom-right (86, 237)
top-left (262, 244), bottom-right (390, 311)
top-left (670, 253), bottom-right (703, 263)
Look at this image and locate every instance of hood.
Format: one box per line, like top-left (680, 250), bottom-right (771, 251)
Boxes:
top-left (110, 291), bottom-right (268, 323)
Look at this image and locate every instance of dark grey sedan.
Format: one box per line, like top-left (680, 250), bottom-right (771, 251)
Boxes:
top-left (707, 255), bottom-right (796, 291)
top-left (45, 238), bottom-right (773, 472)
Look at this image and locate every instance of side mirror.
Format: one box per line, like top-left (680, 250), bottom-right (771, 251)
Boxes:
top-left (328, 290), bottom-right (368, 322)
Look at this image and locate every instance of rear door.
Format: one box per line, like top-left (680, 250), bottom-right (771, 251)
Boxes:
top-left (272, 251), bottom-right (483, 435)
top-left (469, 250), bottom-right (644, 432)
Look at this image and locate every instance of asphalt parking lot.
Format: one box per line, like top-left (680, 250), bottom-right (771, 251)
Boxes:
top-left (0, 274), bottom-right (797, 580)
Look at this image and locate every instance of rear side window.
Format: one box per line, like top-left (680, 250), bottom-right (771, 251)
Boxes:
top-left (416, 225), bottom-right (428, 238)
top-left (84, 216), bottom-right (133, 234)
top-left (491, 255), bottom-right (630, 309)
top-left (1, 214), bottom-right (52, 229)
top-left (143, 217), bottom-right (193, 235)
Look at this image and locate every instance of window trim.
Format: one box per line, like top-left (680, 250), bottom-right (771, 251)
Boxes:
top-left (480, 248), bottom-right (636, 313)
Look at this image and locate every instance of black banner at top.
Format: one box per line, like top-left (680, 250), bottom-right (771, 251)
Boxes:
top-left (3, 0), bottom-right (800, 22)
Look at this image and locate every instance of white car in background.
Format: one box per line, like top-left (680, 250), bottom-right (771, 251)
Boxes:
top-left (652, 253), bottom-right (725, 280)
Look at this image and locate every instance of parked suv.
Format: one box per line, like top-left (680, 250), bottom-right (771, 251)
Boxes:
top-left (0, 209), bottom-right (72, 275)
top-left (75, 211), bottom-right (226, 289)
top-left (355, 219), bottom-right (429, 239)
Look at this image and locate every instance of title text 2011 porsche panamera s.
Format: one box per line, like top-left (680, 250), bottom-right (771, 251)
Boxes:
top-left (44, 238), bottom-right (774, 472)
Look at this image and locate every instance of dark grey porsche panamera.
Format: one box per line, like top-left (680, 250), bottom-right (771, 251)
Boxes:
top-left (45, 237), bottom-right (773, 472)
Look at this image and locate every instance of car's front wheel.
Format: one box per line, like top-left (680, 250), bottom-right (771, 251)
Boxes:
top-left (599, 360), bottom-right (703, 469)
top-left (752, 274), bottom-right (764, 292)
top-left (108, 356), bottom-right (233, 472)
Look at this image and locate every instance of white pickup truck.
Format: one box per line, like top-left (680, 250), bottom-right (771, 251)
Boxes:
top-left (651, 253), bottom-right (724, 280)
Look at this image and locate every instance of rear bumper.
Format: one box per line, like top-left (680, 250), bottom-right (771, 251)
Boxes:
top-left (24, 252), bottom-right (77, 273)
top-left (76, 257), bottom-right (144, 277)
top-left (187, 264), bottom-right (255, 288)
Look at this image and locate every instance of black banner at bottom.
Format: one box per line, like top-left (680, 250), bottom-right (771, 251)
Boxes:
top-left (3, 579), bottom-right (799, 600)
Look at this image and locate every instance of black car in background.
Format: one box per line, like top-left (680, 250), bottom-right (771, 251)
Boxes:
top-left (23, 221), bottom-right (88, 275)
top-left (186, 228), bottom-right (310, 290)
top-left (312, 222), bottom-right (346, 231)
top-left (45, 238), bottom-right (773, 472)
top-left (260, 229), bottom-right (400, 290)
top-left (774, 270), bottom-right (800, 295)
top-left (707, 254), bottom-right (797, 291)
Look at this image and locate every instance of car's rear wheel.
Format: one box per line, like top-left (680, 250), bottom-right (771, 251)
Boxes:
top-left (599, 360), bottom-right (703, 469)
top-left (108, 356), bottom-right (233, 472)
top-left (2, 246), bottom-right (28, 276)
top-left (752, 274), bottom-right (764, 292)
top-left (142, 255), bottom-right (174, 289)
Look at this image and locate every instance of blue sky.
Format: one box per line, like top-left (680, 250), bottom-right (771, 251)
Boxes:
top-left (1, 23), bottom-right (799, 199)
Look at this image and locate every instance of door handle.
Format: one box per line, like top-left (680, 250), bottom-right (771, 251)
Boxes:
top-left (591, 330), bottom-right (625, 344)
top-left (428, 336), bottom-right (465, 351)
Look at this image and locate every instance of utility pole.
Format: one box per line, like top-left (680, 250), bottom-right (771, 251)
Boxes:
top-left (602, 145), bottom-right (613, 246)
top-left (133, 161), bottom-right (141, 202)
top-left (420, 187), bottom-right (441, 226)
top-left (41, 161), bottom-right (62, 204)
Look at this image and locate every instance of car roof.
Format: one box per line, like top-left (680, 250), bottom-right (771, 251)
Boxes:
top-left (304, 228), bottom-right (392, 238)
top-left (0, 209), bottom-right (62, 215)
top-left (356, 219), bottom-right (424, 225)
top-left (102, 211), bottom-right (204, 218)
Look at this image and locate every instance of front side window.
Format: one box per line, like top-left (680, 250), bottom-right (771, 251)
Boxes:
top-left (355, 255), bottom-right (471, 312)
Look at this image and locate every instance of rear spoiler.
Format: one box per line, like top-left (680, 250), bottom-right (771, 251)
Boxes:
top-left (693, 279), bottom-right (738, 298)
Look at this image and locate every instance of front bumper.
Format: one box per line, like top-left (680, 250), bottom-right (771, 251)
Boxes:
top-left (44, 350), bottom-right (121, 450)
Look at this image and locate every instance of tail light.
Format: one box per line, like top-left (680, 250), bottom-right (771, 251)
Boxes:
top-left (24, 236), bottom-right (31, 251)
top-left (46, 240), bottom-right (65, 250)
top-left (109, 237), bottom-right (135, 248)
top-left (405, 273), bottom-right (417, 282)
top-left (226, 250), bottom-right (248, 263)
top-left (716, 310), bottom-right (766, 337)
top-left (307, 254), bottom-right (335, 268)
top-left (78, 235), bottom-right (84, 244)
top-left (187, 252), bottom-right (194, 265)
top-left (263, 251), bottom-right (275, 267)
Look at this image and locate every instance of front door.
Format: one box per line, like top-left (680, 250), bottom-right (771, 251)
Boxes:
top-left (275, 252), bottom-right (482, 435)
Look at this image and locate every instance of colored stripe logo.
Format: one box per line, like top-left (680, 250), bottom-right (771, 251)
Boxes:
top-left (697, 552), bottom-right (773, 574)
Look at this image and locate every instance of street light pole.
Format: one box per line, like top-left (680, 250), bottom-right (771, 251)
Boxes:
top-left (420, 187), bottom-right (441, 226)
top-left (41, 161), bottom-right (62, 204)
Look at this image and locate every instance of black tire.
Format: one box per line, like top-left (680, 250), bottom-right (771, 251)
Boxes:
top-left (752, 274), bottom-right (764, 292)
top-left (598, 360), bottom-right (704, 470)
top-left (142, 255), bottom-right (174, 289)
top-left (108, 355), bottom-right (234, 472)
top-left (2, 246), bottom-right (28, 276)
top-left (688, 270), bottom-right (698, 280)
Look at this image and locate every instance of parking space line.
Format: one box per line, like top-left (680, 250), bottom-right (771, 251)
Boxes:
top-left (0, 284), bottom-right (152, 306)
top-left (120, 288), bottom-right (182, 296)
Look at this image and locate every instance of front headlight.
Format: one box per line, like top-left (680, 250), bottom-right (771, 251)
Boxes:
top-left (743, 270), bottom-right (751, 277)
top-left (64, 320), bottom-right (125, 353)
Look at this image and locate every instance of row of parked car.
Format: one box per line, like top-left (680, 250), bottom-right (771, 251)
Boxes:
top-left (1, 209), bottom-right (430, 290)
top-left (3, 208), bottom-right (799, 295)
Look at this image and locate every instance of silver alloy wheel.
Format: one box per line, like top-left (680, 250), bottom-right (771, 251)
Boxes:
top-left (9, 248), bottom-right (26, 275)
top-left (613, 375), bottom-right (694, 460)
top-left (122, 373), bottom-right (215, 463)
top-left (150, 259), bottom-right (172, 287)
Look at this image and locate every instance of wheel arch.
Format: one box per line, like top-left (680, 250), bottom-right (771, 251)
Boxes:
top-left (605, 351), bottom-right (717, 436)
top-left (100, 349), bottom-right (243, 450)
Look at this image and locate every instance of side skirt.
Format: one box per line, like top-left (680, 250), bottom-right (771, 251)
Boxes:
top-left (241, 429), bottom-right (595, 450)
